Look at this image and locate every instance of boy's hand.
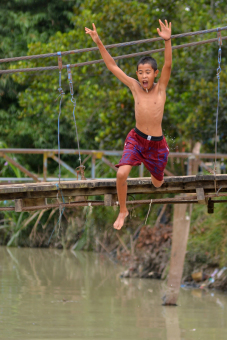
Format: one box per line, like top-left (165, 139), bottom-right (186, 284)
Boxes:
top-left (85, 23), bottom-right (100, 44)
top-left (157, 19), bottom-right (171, 41)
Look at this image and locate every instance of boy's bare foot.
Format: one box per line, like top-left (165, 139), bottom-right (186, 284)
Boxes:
top-left (113, 210), bottom-right (129, 230)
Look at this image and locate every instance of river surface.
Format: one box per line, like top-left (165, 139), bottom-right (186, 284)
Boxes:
top-left (0, 247), bottom-right (227, 340)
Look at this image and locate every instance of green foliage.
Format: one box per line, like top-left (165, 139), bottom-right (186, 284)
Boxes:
top-left (2, 0), bottom-right (226, 158)
top-left (0, 0), bottom-right (75, 164)
top-left (188, 202), bottom-right (227, 266)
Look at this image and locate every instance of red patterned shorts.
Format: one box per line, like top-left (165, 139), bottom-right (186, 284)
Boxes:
top-left (115, 128), bottom-right (169, 181)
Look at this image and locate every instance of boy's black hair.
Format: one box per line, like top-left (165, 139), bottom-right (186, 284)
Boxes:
top-left (137, 56), bottom-right (158, 71)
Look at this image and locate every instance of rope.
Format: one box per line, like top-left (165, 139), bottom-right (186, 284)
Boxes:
top-left (67, 65), bottom-right (82, 167)
top-left (1, 26), bottom-right (227, 64)
top-left (145, 199), bottom-right (153, 225)
top-left (48, 183), bottom-right (65, 244)
top-left (214, 32), bottom-right (222, 192)
top-left (1, 36), bottom-right (227, 75)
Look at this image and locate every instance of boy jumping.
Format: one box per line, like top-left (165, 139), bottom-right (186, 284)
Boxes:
top-left (85, 20), bottom-right (172, 230)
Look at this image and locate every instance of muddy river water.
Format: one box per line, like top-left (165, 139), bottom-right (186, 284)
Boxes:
top-left (0, 247), bottom-right (227, 339)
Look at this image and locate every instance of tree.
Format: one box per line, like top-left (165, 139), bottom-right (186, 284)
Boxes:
top-left (1, 0), bottom-right (227, 173)
top-left (0, 0), bottom-right (75, 167)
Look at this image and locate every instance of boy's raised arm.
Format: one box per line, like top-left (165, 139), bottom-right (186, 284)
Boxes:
top-left (157, 19), bottom-right (172, 91)
top-left (85, 24), bottom-right (135, 89)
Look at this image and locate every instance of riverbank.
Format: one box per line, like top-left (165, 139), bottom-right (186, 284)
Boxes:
top-left (118, 222), bottom-right (227, 291)
top-left (118, 201), bottom-right (227, 291)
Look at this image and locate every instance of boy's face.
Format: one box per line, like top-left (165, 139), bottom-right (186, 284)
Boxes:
top-left (136, 63), bottom-right (159, 90)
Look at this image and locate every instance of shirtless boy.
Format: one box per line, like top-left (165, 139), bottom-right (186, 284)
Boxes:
top-left (85, 20), bottom-right (172, 230)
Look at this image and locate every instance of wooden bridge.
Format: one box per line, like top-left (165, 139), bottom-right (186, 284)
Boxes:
top-left (0, 174), bottom-right (226, 212)
top-left (1, 150), bottom-right (227, 306)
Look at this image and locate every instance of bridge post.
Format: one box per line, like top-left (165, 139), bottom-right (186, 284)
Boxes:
top-left (104, 194), bottom-right (113, 206)
top-left (43, 152), bottom-right (48, 182)
top-left (91, 154), bottom-right (96, 179)
top-left (163, 203), bottom-right (190, 305)
top-left (139, 163), bottom-right (144, 177)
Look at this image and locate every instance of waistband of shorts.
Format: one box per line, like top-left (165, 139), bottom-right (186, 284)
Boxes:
top-left (134, 127), bottom-right (163, 141)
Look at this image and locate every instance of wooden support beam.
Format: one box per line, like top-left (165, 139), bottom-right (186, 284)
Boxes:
top-left (196, 187), bottom-right (206, 204)
top-left (104, 194), bottom-right (113, 206)
top-left (50, 154), bottom-right (78, 177)
top-left (81, 154), bottom-right (91, 165)
top-left (15, 198), bottom-right (47, 212)
top-left (101, 156), bottom-right (117, 172)
top-left (0, 152), bottom-right (40, 182)
top-left (9, 194), bottom-right (227, 212)
top-left (163, 203), bottom-right (190, 305)
top-left (15, 199), bottom-right (23, 212)
top-left (164, 168), bottom-right (175, 177)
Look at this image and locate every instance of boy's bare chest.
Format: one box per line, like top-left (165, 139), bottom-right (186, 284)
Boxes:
top-left (133, 91), bottom-right (165, 113)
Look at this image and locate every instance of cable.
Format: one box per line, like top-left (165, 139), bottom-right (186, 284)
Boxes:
top-left (1, 36), bottom-right (227, 75)
top-left (67, 65), bottom-right (82, 166)
top-left (214, 33), bottom-right (222, 192)
top-left (1, 26), bottom-right (227, 64)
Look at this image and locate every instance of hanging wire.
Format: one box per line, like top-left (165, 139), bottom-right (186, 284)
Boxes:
top-left (56, 52), bottom-right (65, 185)
top-left (48, 184), bottom-right (65, 245)
top-left (67, 64), bottom-right (82, 167)
top-left (214, 32), bottom-right (222, 192)
top-left (145, 199), bottom-right (153, 225)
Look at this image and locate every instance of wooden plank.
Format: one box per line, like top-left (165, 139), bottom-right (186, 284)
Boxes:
top-left (0, 175), bottom-right (225, 201)
top-left (0, 174), bottom-right (226, 193)
top-left (23, 198), bottom-right (47, 207)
